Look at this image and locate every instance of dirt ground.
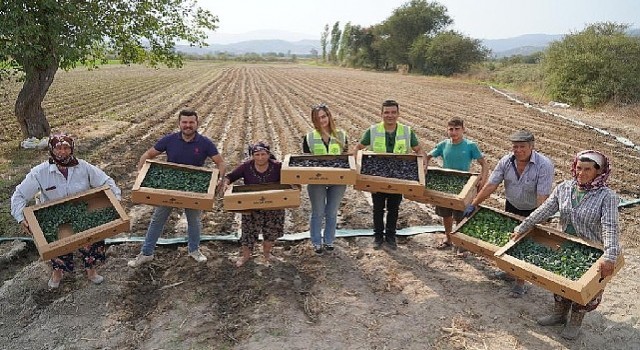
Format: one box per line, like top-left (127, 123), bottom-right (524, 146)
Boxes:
top-left (1, 63), bottom-right (639, 349)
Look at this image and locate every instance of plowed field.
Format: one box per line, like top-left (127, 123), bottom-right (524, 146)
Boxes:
top-left (1, 62), bottom-right (638, 349)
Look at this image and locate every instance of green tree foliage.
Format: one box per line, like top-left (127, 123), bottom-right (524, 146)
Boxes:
top-left (500, 52), bottom-right (543, 65)
top-left (408, 35), bottom-right (430, 73)
top-left (544, 22), bottom-right (640, 107)
top-left (421, 31), bottom-right (488, 76)
top-left (320, 24), bottom-right (330, 62)
top-left (346, 25), bottom-right (381, 69)
top-left (338, 22), bottom-right (352, 65)
top-left (377, 0), bottom-right (451, 69)
top-left (0, 0), bottom-right (218, 138)
top-left (329, 21), bottom-right (342, 63)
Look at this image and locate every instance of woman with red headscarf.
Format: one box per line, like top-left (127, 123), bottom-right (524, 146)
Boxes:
top-left (512, 150), bottom-right (621, 340)
top-left (11, 134), bottom-right (121, 289)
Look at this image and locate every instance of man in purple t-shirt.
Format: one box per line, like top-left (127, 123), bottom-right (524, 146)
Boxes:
top-left (128, 108), bottom-right (226, 267)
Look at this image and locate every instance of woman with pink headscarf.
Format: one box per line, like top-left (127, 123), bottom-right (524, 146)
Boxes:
top-left (512, 150), bottom-right (621, 340)
top-left (11, 134), bottom-right (121, 289)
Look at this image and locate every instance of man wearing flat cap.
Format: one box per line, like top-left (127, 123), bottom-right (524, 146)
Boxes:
top-left (463, 129), bottom-right (554, 298)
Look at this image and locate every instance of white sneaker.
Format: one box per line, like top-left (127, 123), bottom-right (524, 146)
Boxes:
top-left (189, 250), bottom-right (207, 263)
top-left (128, 254), bottom-right (154, 267)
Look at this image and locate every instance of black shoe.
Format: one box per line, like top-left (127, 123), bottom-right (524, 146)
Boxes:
top-left (314, 246), bottom-right (324, 255)
top-left (373, 237), bottom-right (384, 250)
top-left (386, 237), bottom-right (397, 250)
top-left (324, 244), bottom-right (334, 251)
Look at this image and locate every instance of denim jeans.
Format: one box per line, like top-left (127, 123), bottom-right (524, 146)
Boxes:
top-left (308, 184), bottom-right (347, 247)
top-left (371, 192), bottom-right (403, 239)
top-left (141, 206), bottom-right (202, 255)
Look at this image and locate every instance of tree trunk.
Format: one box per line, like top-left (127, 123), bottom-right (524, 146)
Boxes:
top-left (15, 62), bottom-right (58, 138)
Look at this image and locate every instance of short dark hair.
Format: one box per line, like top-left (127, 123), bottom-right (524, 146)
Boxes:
top-left (381, 99), bottom-right (399, 112)
top-left (447, 117), bottom-right (464, 128)
top-left (179, 108), bottom-right (198, 121)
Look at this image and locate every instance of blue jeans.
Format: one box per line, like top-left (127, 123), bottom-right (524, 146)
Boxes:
top-left (141, 206), bottom-right (202, 255)
top-left (308, 184), bottom-right (346, 247)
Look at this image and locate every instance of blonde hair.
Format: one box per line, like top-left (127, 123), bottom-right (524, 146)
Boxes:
top-left (311, 104), bottom-right (344, 149)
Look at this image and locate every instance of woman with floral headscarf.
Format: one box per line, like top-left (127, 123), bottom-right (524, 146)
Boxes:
top-left (11, 134), bottom-right (122, 288)
top-left (511, 150), bottom-right (621, 340)
top-left (222, 141), bottom-right (285, 267)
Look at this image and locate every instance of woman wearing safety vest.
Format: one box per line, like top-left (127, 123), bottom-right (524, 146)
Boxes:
top-left (302, 104), bottom-right (348, 254)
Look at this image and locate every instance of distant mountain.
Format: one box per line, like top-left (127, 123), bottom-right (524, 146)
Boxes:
top-left (176, 39), bottom-right (321, 56)
top-left (482, 34), bottom-right (564, 58)
top-left (495, 46), bottom-right (547, 58)
top-left (208, 30), bottom-right (317, 45)
top-left (177, 29), bottom-right (639, 58)
top-left (483, 28), bottom-right (639, 58)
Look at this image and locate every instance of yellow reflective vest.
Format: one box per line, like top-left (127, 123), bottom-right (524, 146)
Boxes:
top-left (307, 129), bottom-right (346, 155)
top-left (369, 122), bottom-right (411, 154)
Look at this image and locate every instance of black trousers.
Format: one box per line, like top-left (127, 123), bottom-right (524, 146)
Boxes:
top-left (372, 192), bottom-right (403, 239)
top-left (505, 200), bottom-right (536, 217)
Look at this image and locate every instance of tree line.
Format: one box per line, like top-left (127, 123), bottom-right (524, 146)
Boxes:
top-left (318, 0), bottom-right (487, 76)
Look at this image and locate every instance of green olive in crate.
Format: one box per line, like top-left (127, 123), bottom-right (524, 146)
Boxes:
top-left (35, 202), bottom-right (120, 243)
top-left (425, 171), bottom-right (469, 194)
top-left (141, 163), bottom-right (211, 193)
top-left (508, 238), bottom-right (602, 280)
top-left (457, 208), bottom-right (519, 246)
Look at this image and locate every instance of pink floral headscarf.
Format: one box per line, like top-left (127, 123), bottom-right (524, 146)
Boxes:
top-left (571, 150), bottom-right (611, 190)
top-left (48, 134), bottom-right (79, 167)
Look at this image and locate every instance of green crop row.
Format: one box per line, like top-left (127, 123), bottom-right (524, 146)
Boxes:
top-left (425, 171), bottom-right (469, 194)
top-left (457, 208), bottom-right (519, 246)
top-left (34, 202), bottom-right (119, 243)
top-left (508, 238), bottom-right (602, 280)
top-left (141, 163), bottom-right (211, 193)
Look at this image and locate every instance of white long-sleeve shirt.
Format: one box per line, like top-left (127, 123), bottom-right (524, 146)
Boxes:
top-left (11, 160), bottom-right (121, 223)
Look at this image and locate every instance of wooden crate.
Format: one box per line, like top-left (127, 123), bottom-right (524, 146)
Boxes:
top-left (23, 185), bottom-right (130, 261)
top-left (494, 227), bottom-right (625, 305)
top-left (405, 167), bottom-right (479, 211)
top-left (131, 159), bottom-right (219, 210)
top-left (354, 151), bottom-right (425, 196)
top-left (280, 154), bottom-right (357, 185)
top-left (449, 205), bottom-right (524, 259)
top-left (223, 183), bottom-right (301, 211)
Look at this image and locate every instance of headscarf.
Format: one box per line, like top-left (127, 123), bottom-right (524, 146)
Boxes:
top-left (48, 134), bottom-right (79, 167)
top-left (247, 141), bottom-right (276, 160)
top-left (571, 149), bottom-right (611, 190)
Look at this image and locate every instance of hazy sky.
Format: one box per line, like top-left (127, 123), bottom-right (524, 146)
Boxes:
top-left (200, 0), bottom-right (638, 42)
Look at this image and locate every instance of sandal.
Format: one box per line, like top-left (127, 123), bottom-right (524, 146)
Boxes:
top-left (455, 247), bottom-right (469, 258)
top-left (235, 256), bottom-right (251, 268)
top-left (265, 254), bottom-right (283, 263)
top-left (436, 241), bottom-right (452, 250)
top-left (509, 282), bottom-right (531, 298)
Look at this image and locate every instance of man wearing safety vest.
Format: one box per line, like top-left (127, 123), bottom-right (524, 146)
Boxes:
top-left (353, 100), bottom-right (426, 249)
